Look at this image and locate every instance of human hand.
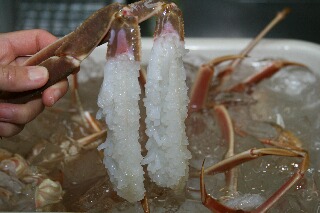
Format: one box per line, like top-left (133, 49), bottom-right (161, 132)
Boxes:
top-left (0, 30), bottom-right (69, 137)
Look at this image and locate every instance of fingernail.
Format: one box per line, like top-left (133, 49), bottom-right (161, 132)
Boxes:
top-left (28, 66), bottom-right (48, 81)
top-left (48, 89), bottom-right (62, 107)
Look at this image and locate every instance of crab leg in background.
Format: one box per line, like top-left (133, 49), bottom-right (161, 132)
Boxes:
top-left (96, 13), bottom-right (145, 203)
top-left (201, 148), bottom-right (309, 212)
top-left (213, 105), bottom-right (238, 196)
top-left (226, 60), bottom-right (306, 93)
top-left (188, 55), bottom-right (242, 113)
top-left (187, 8), bottom-right (295, 113)
top-left (142, 4), bottom-right (192, 189)
top-left (216, 8), bottom-right (291, 86)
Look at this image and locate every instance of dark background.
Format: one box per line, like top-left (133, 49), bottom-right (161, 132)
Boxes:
top-left (1, 0), bottom-right (320, 44)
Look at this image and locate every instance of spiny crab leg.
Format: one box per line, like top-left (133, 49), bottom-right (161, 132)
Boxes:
top-left (227, 60), bottom-right (307, 93)
top-left (217, 8), bottom-right (291, 84)
top-left (213, 105), bottom-right (238, 196)
top-left (0, 0), bottom-right (165, 104)
top-left (188, 55), bottom-right (243, 113)
top-left (201, 148), bottom-right (309, 212)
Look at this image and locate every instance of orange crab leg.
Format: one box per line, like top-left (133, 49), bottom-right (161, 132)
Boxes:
top-left (201, 148), bottom-right (309, 212)
top-left (227, 60), bottom-right (306, 93)
top-left (188, 55), bottom-right (242, 113)
top-left (254, 150), bottom-right (309, 212)
top-left (213, 105), bottom-right (238, 195)
top-left (200, 160), bottom-right (248, 213)
top-left (217, 8), bottom-right (291, 84)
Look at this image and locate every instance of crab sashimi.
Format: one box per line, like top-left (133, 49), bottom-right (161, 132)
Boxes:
top-left (142, 23), bottom-right (191, 188)
top-left (96, 24), bottom-right (145, 202)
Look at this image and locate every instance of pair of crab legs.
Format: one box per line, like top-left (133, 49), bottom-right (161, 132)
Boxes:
top-left (0, 0), bottom-right (184, 212)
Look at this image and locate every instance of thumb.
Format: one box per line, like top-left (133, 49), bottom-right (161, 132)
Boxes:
top-left (0, 65), bottom-right (48, 92)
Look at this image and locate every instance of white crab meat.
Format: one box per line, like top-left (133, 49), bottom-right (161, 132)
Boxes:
top-left (97, 52), bottom-right (145, 203)
top-left (142, 28), bottom-right (191, 188)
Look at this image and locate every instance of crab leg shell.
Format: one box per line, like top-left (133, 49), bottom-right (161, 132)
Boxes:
top-left (201, 148), bottom-right (309, 212)
top-left (188, 55), bottom-right (243, 113)
top-left (228, 60), bottom-right (306, 93)
top-left (203, 148), bottom-right (303, 175)
top-left (0, 3), bottom-right (123, 104)
top-left (213, 105), bottom-right (238, 195)
top-left (127, 0), bottom-right (165, 23)
top-left (153, 3), bottom-right (185, 41)
top-left (253, 150), bottom-right (309, 213)
top-left (0, 56), bottom-right (80, 104)
top-left (200, 160), bottom-right (247, 213)
top-left (217, 8), bottom-right (291, 84)
top-left (106, 12), bottom-right (141, 61)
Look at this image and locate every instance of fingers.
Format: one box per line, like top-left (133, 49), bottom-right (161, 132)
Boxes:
top-left (0, 99), bottom-right (44, 124)
top-left (0, 29), bottom-right (57, 64)
top-left (42, 79), bottom-right (69, 107)
top-left (0, 99), bottom-right (44, 137)
top-left (0, 122), bottom-right (24, 138)
top-left (0, 78), bottom-right (69, 137)
top-left (0, 65), bottom-right (48, 92)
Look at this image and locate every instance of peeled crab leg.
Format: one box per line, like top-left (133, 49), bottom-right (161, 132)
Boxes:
top-left (188, 55), bottom-right (242, 113)
top-left (213, 105), bottom-right (238, 195)
top-left (217, 8), bottom-right (291, 83)
top-left (96, 12), bottom-right (146, 203)
top-left (201, 148), bottom-right (309, 212)
top-left (142, 3), bottom-right (191, 188)
top-left (227, 60), bottom-right (306, 93)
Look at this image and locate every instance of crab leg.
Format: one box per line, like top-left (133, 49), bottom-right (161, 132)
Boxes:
top-left (217, 8), bottom-right (291, 84)
top-left (200, 160), bottom-right (246, 213)
top-left (227, 60), bottom-right (306, 93)
top-left (188, 55), bottom-right (242, 113)
top-left (201, 148), bottom-right (309, 212)
top-left (142, 3), bottom-right (191, 188)
top-left (213, 105), bottom-right (238, 195)
top-left (96, 11), bottom-right (146, 203)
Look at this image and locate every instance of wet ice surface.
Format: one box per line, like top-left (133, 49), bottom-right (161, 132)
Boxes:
top-left (1, 53), bottom-right (320, 212)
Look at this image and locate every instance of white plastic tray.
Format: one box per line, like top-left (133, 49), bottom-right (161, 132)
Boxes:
top-left (91, 38), bottom-right (320, 75)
